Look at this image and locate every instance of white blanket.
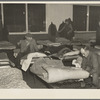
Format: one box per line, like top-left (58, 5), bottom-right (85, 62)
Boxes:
top-left (21, 52), bottom-right (47, 71)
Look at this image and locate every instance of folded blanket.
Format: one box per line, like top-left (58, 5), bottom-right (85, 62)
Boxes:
top-left (21, 52), bottom-right (47, 71)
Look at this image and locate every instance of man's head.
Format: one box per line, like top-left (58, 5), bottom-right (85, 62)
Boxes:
top-left (80, 46), bottom-right (90, 57)
top-left (65, 19), bottom-right (69, 25)
top-left (25, 33), bottom-right (32, 41)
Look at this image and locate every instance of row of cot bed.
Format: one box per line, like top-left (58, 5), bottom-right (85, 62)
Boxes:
top-left (21, 37), bottom-right (97, 89)
top-left (0, 37), bottom-right (99, 89)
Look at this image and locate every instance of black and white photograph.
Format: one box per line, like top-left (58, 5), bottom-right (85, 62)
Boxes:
top-left (0, 0), bottom-right (100, 99)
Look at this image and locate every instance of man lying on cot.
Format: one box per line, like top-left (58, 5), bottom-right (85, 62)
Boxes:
top-left (64, 46), bottom-right (100, 88)
top-left (15, 33), bottom-right (39, 68)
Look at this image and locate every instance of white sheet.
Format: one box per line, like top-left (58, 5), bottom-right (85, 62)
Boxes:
top-left (21, 52), bottom-right (47, 71)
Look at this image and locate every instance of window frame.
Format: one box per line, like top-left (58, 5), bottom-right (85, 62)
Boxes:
top-left (1, 4), bottom-right (99, 34)
top-left (73, 4), bottom-right (100, 32)
top-left (1, 3), bottom-right (47, 35)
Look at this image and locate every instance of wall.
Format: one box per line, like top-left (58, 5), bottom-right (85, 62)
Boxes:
top-left (8, 34), bottom-right (48, 45)
top-left (8, 4), bottom-right (73, 44)
top-left (75, 31), bottom-right (96, 41)
top-left (8, 4), bottom-right (96, 44)
top-left (8, 32), bottom-right (96, 45)
top-left (46, 4), bottom-right (73, 30)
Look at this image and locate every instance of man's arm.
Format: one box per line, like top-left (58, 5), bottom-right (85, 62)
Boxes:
top-left (90, 53), bottom-right (98, 75)
top-left (81, 57), bottom-right (87, 70)
top-left (68, 24), bottom-right (73, 34)
top-left (30, 39), bottom-right (39, 52)
top-left (63, 50), bottom-right (80, 56)
top-left (58, 23), bottom-right (67, 33)
top-left (17, 40), bottom-right (21, 46)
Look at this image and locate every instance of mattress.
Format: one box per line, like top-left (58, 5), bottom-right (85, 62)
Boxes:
top-left (30, 61), bottom-right (89, 83)
top-left (95, 45), bottom-right (100, 49)
top-left (0, 52), bottom-right (10, 68)
top-left (0, 41), bottom-right (16, 50)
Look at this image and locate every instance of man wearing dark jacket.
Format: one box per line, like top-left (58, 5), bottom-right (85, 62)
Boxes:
top-left (48, 22), bottom-right (57, 42)
top-left (16, 33), bottom-right (39, 67)
top-left (80, 46), bottom-right (100, 88)
top-left (58, 18), bottom-right (74, 40)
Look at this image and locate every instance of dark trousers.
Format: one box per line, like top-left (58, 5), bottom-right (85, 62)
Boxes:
top-left (92, 72), bottom-right (99, 88)
top-left (15, 52), bottom-right (28, 68)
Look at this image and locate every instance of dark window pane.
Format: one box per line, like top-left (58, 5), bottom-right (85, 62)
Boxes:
top-left (0, 4), bottom-right (1, 20)
top-left (73, 5), bottom-right (87, 31)
top-left (4, 4), bottom-right (26, 32)
top-left (89, 6), bottom-right (100, 31)
top-left (28, 4), bottom-right (46, 32)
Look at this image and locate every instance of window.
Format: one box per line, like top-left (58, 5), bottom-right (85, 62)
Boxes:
top-left (3, 4), bottom-right (46, 32)
top-left (3, 4), bottom-right (26, 32)
top-left (28, 4), bottom-right (46, 32)
top-left (89, 6), bottom-right (100, 31)
top-left (0, 4), bottom-right (2, 20)
top-left (0, 4), bottom-right (2, 32)
top-left (73, 5), bottom-right (87, 31)
top-left (73, 5), bottom-right (100, 31)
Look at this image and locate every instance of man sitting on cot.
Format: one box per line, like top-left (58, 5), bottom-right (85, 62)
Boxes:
top-left (15, 33), bottom-right (39, 68)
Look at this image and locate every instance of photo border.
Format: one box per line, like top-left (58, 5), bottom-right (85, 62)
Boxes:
top-left (0, 0), bottom-right (100, 99)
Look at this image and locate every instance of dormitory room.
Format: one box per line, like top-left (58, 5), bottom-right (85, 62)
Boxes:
top-left (0, 3), bottom-right (100, 89)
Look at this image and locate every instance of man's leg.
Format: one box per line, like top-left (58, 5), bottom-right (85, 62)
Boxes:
top-left (92, 73), bottom-right (99, 88)
top-left (15, 52), bottom-right (23, 68)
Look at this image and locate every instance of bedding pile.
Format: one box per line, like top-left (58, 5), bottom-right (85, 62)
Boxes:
top-left (37, 40), bottom-right (52, 46)
top-left (0, 52), bottom-right (11, 68)
top-left (0, 68), bottom-right (30, 88)
top-left (55, 37), bottom-right (71, 45)
top-left (21, 52), bottom-right (47, 71)
top-left (0, 41), bottom-right (16, 50)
